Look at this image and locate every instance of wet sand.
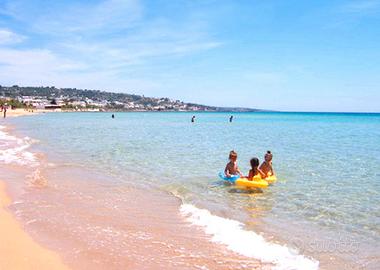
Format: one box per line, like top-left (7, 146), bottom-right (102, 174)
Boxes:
top-left (0, 180), bottom-right (70, 270)
top-left (10, 166), bottom-right (264, 270)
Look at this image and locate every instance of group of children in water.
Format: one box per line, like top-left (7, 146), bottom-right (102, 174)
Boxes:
top-left (224, 150), bottom-right (274, 180)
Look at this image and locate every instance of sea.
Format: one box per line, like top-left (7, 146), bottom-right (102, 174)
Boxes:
top-left (1, 112), bottom-right (379, 270)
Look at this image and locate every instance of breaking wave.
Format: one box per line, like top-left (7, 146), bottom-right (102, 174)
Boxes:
top-left (0, 125), bottom-right (39, 167)
top-left (180, 204), bottom-right (319, 270)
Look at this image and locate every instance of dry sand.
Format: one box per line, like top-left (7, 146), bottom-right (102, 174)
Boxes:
top-left (3, 108), bottom-right (42, 118)
top-left (0, 180), bottom-right (70, 270)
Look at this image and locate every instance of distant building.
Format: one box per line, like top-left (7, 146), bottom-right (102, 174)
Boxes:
top-left (70, 101), bottom-right (86, 107)
top-left (44, 104), bottom-right (61, 110)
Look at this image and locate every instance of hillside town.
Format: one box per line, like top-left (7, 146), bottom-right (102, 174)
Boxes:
top-left (0, 85), bottom-right (258, 112)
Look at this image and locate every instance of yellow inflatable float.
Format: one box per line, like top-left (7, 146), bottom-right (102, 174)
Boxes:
top-left (235, 177), bottom-right (268, 188)
top-left (263, 174), bottom-right (277, 184)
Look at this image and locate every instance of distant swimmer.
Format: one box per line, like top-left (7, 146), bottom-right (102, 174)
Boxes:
top-left (191, 115), bottom-right (195, 123)
top-left (112, 114), bottom-right (115, 119)
top-left (229, 115), bottom-right (233, 122)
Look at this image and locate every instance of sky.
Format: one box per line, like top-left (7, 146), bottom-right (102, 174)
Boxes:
top-left (0, 0), bottom-right (379, 112)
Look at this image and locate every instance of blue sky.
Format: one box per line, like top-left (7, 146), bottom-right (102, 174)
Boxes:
top-left (0, 0), bottom-right (379, 112)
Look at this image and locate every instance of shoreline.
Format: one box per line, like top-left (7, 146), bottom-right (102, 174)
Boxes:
top-left (0, 180), bottom-right (70, 270)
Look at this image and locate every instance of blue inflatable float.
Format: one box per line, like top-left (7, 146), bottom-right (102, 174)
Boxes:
top-left (218, 172), bottom-right (240, 183)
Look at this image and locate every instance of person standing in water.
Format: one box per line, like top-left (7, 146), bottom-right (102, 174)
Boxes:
top-left (3, 104), bottom-right (7, 118)
top-left (112, 114), bottom-right (115, 118)
top-left (191, 115), bottom-right (195, 123)
top-left (229, 115), bottom-right (233, 122)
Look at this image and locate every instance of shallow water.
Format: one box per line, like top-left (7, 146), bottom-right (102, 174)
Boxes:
top-left (3, 112), bottom-right (380, 269)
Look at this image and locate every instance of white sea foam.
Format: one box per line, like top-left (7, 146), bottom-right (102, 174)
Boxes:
top-left (180, 204), bottom-right (319, 270)
top-left (0, 125), bottom-right (38, 167)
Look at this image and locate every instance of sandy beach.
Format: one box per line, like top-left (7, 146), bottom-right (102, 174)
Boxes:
top-left (0, 180), bottom-right (70, 270)
top-left (3, 108), bottom-right (42, 118)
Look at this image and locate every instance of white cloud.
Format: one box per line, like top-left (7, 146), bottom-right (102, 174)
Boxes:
top-left (0, 29), bottom-right (25, 44)
top-left (59, 36), bottom-right (221, 71)
top-left (1, 0), bottom-right (220, 68)
top-left (2, 0), bottom-right (143, 35)
top-left (0, 48), bottom-right (86, 85)
top-left (0, 47), bottom-right (160, 92)
top-left (0, 48), bottom-right (86, 71)
top-left (0, 0), bottom-right (222, 98)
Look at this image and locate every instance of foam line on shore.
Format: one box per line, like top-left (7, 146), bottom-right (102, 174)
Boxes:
top-left (0, 125), bottom-right (38, 167)
top-left (180, 204), bottom-right (319, 270)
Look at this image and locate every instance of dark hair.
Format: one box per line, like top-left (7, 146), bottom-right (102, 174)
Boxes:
top-left (250, 157), bottom-right (259, 167)
top-left (250, 157), bottom-right (260, 175)
top-left (265, 151), bottom-right (273, 161)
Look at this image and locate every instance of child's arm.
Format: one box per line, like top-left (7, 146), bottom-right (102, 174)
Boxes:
top-left (247, 169), bottom-right (253, 180)
top-left (224, 164), bottom-right (231, 177)
top-left (232, 161), bottom-right (242, 177)
top-left (258, 168), bottom-right (266, 179)
top-left (269, 162), bottom-right (275, 175)
top-left (259, 162), bottom-right (265, 171)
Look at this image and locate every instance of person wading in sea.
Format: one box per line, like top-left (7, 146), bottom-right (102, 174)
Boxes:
top-left (3, 105), bottom-right (7, 118)
top-left (229, 115), bottom-right (233, 122)
top-left (191, 115), bottom-right (195, 123)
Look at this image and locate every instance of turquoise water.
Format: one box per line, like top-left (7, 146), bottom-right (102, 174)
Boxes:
top-left (9, 112), bottom-right (380, 269)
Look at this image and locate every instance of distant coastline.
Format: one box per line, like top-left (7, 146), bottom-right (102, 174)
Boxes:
top-left (0, 85), bottom-right (263, 113)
